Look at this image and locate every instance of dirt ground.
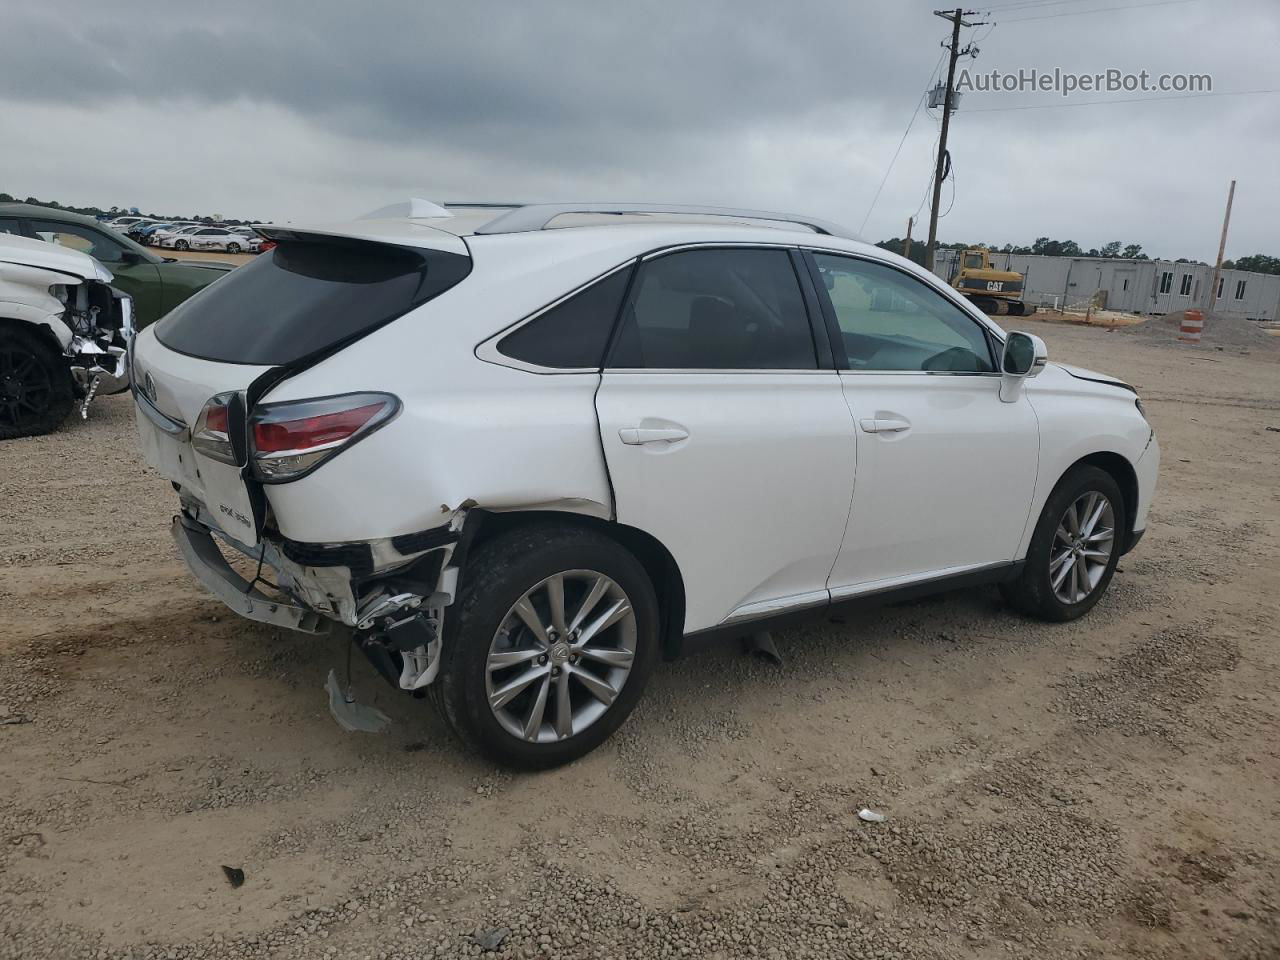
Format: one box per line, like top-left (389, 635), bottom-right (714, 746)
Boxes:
top-left (2, 318), bottom-right (1278, 960)
top-left (161, 248), bottom-right (258, 267)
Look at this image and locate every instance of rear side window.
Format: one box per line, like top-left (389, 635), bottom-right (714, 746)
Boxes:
top-left (497, 266), bottom-right (632, 369)
top-left (608, 248), bottom-right (816, 370)
top-left (155, 238), bottom-right (471, 365)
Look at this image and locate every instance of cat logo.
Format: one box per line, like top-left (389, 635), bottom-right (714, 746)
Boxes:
top-left (986, 281), bottom-right (1005, 292)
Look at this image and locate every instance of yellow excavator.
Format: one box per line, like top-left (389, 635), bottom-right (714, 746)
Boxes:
top-left (948, 248), bottom-right (1033, 316)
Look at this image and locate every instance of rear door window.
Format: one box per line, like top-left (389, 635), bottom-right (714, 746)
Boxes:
top-left (607, 248), bottom-right (816, 370)
top-left (155, 238), bottom-right (471, 365)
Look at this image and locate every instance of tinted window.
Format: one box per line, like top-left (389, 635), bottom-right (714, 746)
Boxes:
top-left (0, 219), bottom-right (22, 236)
top-left (28, 219), bottom-right (126, 263)
top-left (812, 253), bottom-right (994, 373)
top-left (155, 238), bottom-right (471, 365)
top-left (608, 248), bottom-right (815, 370)
top-left (498, 266), bottom-right (631, 369)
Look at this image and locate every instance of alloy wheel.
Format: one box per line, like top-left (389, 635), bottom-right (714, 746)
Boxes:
top-left (1050, 491), bottom-right (1116, 604)
top-left (485, 570), bottom-right (637, 743)
top-left (0, 345), bottom-right (53, 429)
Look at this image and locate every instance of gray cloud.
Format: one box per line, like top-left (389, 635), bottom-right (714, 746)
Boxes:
top-left (2, 0), bottom-right (1277, 259)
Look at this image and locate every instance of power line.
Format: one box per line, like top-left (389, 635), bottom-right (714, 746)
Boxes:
top-left (966, 87), bottom-right (1280, 112)
top-left (980, 0), bottom-right (1107, 12)
top-left (859, 51), bottom-right (947, 233)
top-left (999, 0), bottom-right (1200, 22)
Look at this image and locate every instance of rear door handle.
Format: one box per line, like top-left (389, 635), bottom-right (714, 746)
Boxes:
top-left (858, 418), bottom-right (911, 434)
top-left (620, 426), bottom-right (689, 445)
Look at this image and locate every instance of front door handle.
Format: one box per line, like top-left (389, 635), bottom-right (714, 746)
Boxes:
top-left (619, 426), bottom-right (689, 445)
top-left (858, 418), bottom-right (911, 434)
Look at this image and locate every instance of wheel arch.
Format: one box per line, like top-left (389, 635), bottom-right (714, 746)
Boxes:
top-left (461, 508), bottom-right (688, 661)
top-left (0, 314), bottom-right (68, 355)
top-left (1070, 450), bottom-right (1140, 551)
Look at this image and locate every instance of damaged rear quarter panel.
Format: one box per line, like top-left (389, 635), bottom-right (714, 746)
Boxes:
top-left (256, 267), bottom-right (615, 543)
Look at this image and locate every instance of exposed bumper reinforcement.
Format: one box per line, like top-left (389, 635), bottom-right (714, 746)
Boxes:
top-left (171, 515), bottom-right (329, 635)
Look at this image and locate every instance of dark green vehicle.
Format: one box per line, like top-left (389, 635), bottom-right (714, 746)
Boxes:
top-left (0, 203), bottom-right (233, 328)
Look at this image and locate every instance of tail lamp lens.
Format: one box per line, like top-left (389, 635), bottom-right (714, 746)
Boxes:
top-left (191, 393), bottom-right (238, 465)
top-left (249, 392), bottom-right (399, 482)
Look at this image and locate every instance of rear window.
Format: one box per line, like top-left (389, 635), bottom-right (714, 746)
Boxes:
top-left (155, 238), bottom-right (471, 365)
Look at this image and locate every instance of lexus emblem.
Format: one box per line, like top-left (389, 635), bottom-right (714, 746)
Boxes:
top-left (142, 371), bottom-right (157, 403)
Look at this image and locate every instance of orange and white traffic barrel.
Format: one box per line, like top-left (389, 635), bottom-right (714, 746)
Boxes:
top-left (1178, 309), bottom-right (1203, 343)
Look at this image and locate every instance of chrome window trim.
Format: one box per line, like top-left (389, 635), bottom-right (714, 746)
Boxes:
top-left (603, 368), bottom-right (836, 376)
top-left (837, 369), bottom-right (1004, 379)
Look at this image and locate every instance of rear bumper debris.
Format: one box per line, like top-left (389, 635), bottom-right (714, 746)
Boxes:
top-left (171, 514), bottom-right (329, 634)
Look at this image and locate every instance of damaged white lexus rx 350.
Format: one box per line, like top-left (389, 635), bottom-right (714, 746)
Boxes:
top-left (130, 201), bottom-right (1159, 767)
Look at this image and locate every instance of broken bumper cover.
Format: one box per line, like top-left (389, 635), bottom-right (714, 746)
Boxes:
top-left (171, 515), bottom-right (329, 635)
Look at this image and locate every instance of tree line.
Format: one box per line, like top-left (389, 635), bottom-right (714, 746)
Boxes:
top-left (0, 193), bottom-right (252, 227)
top-left (877, 237), bottom-right (1280, 277)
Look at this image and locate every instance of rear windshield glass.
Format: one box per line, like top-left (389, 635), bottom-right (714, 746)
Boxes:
top-left (155, 238), bottom-right (471, 365)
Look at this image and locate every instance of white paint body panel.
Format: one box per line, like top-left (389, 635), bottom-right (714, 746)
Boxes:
top-left (830, 373), bottom-right (1039, 593)
top-left (595, 372), bottom-right (856, 632)
top-left (129, 212), bottom-right (1161, 636)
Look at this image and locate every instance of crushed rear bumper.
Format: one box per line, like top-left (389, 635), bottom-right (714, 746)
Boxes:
top-left (171, 514), bottom-right (329, 634)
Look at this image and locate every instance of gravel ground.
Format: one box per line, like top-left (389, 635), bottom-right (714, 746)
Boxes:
top-left (1116, 310), bottom-right (1280, 352)
top-left (2, 318), bottom-right (1279, 959)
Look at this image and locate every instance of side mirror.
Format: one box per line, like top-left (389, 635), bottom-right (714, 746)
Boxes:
top-left (1002, 331), bottom-right (1047, 376)
top-left (999, 331), bottom-right (1047, 402)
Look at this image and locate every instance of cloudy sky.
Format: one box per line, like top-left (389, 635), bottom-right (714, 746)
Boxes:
top-left (3, 0), bottom-right (1276, 260)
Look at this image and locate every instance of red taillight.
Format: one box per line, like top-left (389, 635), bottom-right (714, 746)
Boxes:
top-left (203, 404), bottom-right (229, 435)
top-left (249, 393), bottom-right (399, 482)
top-left (252, 403), bottom-right (385, 453)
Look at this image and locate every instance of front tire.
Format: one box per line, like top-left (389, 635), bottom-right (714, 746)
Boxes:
top-left (1001, 465), bottom-right (1126, 622)
top-left (0, 327), bottom-right (73, 440)
top-left (431, 524), bottom-right (659, 769)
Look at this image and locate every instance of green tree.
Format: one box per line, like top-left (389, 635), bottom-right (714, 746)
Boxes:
top-left (1230, 254), bottom-right (1280, 275)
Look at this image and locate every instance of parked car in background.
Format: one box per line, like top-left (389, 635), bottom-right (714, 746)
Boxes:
top-left (157, 226), bottom-right (206, 249)
top-left (107, 216), bottom-right (155, 232)
top-left (0, 234), bottom-right (132, 438)
top-left (0, 203), bottom-right (233, 327)
top-left (130, 200), bottom-right (1160, 768)
top-left (183, 227), bottom-right (254, 253)
top-left (151, 224), bottom-right (202, 248)
top-left (226, 226), bottom-right (264, 252)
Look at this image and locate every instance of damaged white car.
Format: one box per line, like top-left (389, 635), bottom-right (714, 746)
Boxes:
top-left (1, 234), bottom-right (133, 438)
top-left (130, 201), bottom-right (1159, 768)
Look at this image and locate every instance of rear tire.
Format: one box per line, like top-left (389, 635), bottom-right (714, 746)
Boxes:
top-left (1001, 465), bottom-right (1126, 622)
top-left (227, 243), bottom-right (241, 254)
top-left (175, 240), bottom-right (189, 251)
top-left (431, 523), bottom-right (659, 769)
top-left (0, 326), bottom-right (73, 440)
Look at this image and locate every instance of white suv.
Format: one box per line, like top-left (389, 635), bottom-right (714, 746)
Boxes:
top-left (129, 201), bottom-right (1159, 767)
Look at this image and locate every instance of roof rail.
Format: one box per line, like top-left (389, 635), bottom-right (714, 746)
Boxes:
top-left (468, 202), bottom-right (858, 240)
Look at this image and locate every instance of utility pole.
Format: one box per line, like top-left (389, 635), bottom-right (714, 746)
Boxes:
top-left (902, 216), bottom-right (914, 260)
top-left (1204, 179), bottom-right (1235, 317)
top-left (925, 9), bottom-right (983, 273)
